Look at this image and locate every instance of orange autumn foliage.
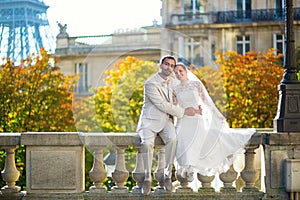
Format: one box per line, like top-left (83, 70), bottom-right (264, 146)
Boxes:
top-left (0, 48), bottom-right (78, 132)
top-left (192, 49), bottom-right (284, 128)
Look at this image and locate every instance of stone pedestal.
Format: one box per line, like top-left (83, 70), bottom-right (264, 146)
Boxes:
top-left (263, 132), bottom-right (300, 199)
top-left (21, 132), bottom-right (85, 194)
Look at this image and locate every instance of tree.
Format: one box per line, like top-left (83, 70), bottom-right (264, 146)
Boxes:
top-left (0, 48), bottom-right (78, 132)
top-left (91, 56), bottom-right (158, 132)
top-left (191, 49), bottom-right (283, 128)
top-left (191, 66), bottom-right (226, 114)
top-left (214, 49), bottom-right (284, 128)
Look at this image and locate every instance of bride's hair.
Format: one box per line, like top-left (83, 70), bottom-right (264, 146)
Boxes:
top-left (175, 62), bottom-right (188, 71)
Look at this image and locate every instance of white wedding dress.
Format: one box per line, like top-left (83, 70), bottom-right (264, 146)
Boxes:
top-left (174, 79), bottom-right (256, 177)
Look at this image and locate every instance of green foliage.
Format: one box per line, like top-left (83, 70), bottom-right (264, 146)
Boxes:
top-left (296, 47), bottom-right (300, 74)
top-left (85, 147), bottom-right (94, 190)
top-left (296, 47), bottom-right (300, 80)
top-left (73, 96), bottom-right (103, 132)
top-left (0, 149), bottom-right (5, 187)
top-left (74, 56), bottom-right (157, 133)
top-left (15, 145), bottom-right (26, 190)
top-left (91, 56), bottom-right (157, 132)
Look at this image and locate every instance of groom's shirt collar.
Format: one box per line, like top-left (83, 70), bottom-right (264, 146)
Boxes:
top-left (157, 73), bottom-right (169, 83)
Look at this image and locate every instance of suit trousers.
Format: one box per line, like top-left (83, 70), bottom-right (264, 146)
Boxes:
top-left (139, 118), bottom-right (177, 180)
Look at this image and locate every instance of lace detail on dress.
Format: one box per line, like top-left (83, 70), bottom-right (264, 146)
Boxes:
top-left (174, 80), bottom-right (199, 94)
top-left (175, 80), bottom-right (227, 128)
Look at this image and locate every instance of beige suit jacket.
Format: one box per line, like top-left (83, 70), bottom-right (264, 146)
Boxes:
top-left (137, 73), bottom-right (184, 132)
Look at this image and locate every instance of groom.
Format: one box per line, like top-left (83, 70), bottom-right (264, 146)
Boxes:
top-left (136, 55), bottom-right (199, 195)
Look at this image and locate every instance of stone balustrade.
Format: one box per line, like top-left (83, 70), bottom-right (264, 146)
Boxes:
top-left (0, 131), bottom-right (300, 200)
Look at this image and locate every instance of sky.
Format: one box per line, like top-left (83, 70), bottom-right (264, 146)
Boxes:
top-left (44, 0), bottom-right (162, 37)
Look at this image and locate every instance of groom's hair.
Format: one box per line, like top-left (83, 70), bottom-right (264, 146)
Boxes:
top-left (160, 55), bottom-right (176, 65)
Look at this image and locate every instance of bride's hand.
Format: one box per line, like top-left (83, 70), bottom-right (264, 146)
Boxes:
top-left (197, 105), bottom-right (203, 115)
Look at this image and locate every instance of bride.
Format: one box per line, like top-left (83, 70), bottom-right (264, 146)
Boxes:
top-left (173, 62), bottom-right (256, 182)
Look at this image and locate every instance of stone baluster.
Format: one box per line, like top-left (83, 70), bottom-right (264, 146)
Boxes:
top-left (89, 146), bottom-right (107, 193)
top-left (154, 145), bottom-right (166, 193)
top-left (132, 146), bottom-right (144, 194)
top-left (241, 145), bottom-right (260, 192)
top-left (111, 146), bottom-right (129, 193)
top-left (197, 173), bottom-right (215, 193)
top-left (0, 146), bottom-right (21, 195)
top-left (219, 165), bottom-right (238, 192)
top-left (175, 172), bottom-right (193, 193)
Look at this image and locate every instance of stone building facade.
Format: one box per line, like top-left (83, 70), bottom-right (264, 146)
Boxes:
top-left (55, 26), bottom-right (161, 95)
top-left (55, 0), bottom-right (300, 95)
top-left (161, 0), bottom-right (300, 67)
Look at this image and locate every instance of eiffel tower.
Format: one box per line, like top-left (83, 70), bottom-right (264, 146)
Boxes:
top-left (0, 0), bottom-right (54, 62)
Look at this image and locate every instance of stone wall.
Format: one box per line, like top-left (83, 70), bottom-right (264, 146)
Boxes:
top-left (1, 131), bottom-right (300, 200)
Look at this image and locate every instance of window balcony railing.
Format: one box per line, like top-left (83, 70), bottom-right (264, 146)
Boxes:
top-left (169, 8), bottom-right (300, 26)
top-left (0, 131), bottom-right (299, 200)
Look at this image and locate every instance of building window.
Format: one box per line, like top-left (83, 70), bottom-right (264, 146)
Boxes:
top-left (74, 63), bottom-right (90, 93)
top-left (236, 0), bottom-right (252, 19)
top-left (236, 35), bottom-right (250, 55)
top-left (183, 0), bottom-right (203, 13)
top-left (273, 33), bottom-right (285, 55)
top-left (274, 0), bottom-right (284, 19)
top-left (186, 38), bottom-right (203, 67)
top-left (211, 43), bottom-right (216, 61)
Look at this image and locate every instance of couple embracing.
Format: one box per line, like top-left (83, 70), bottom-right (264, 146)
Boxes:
top-left (136, 55), bottom-right (255, 196)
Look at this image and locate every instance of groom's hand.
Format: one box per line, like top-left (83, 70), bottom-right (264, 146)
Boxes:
top-left (184, 106), bottom-right (202, 116)
top-left (184, 107), bottom-right (197, 116)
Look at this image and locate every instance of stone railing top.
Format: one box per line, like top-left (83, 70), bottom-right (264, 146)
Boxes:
top-left (6, 130), bottom-right (297, 148)
top-left (81, 132), bottom-right (141, 146)
top-left (265, 132), bottom-right (300, 145)
top-left (0, 133), bottom-right (21, 146)
top-left (21, 132), bottom-right (83, 146)
top-left (19, 132), bottom-right (143, 146)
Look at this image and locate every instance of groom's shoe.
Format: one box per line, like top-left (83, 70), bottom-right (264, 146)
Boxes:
top-left (142, 180), bottom-right (151, 195)
top-left (164, 177), bottom-right (172, 192)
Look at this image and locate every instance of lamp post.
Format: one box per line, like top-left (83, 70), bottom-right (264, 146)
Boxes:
top-left (274, 0), bottom-right (300, 132)
top-left (104, 148), bottom-right (116, 177)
